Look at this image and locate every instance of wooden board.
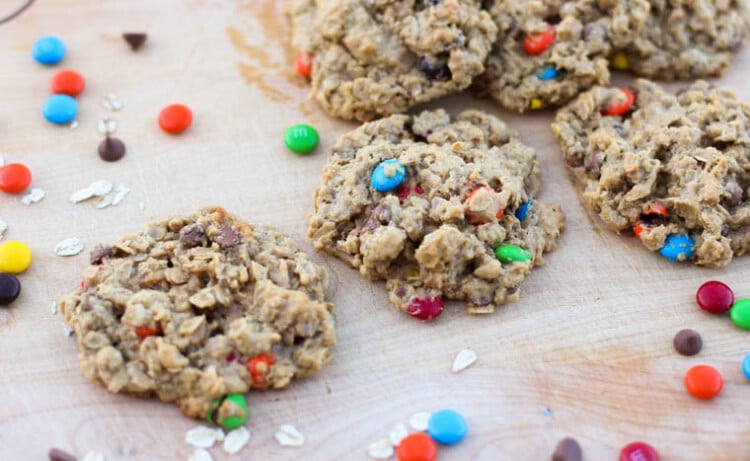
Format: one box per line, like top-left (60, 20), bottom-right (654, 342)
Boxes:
top-left (1, 1), bottom-right (750, 459)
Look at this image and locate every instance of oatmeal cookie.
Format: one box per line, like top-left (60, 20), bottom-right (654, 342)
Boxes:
top-left (286, 0), bottom-right (497, 121)
top-left (607, 0), bottom-right (750, 79)
top-left (309, 109), bottom-right (565, 317)
top-left (552, 79), bottom-right (750, 267)
top-left (475, 0), bottom-right (611, 112)
top-left (59, 207), bottom-right (336, 419)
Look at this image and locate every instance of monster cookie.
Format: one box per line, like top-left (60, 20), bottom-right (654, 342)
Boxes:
top-left (607, 0), bottom-right (750, 79)
top-left (309, 109), bottom-right (565, 317)
top-left (552, 80), bottom-right (750, 267)
top-left (286, 0), bottom-right (497, 121)
top-left (475, 0), bottom-right (611, 112)
top-left (59, 207), bottom-right (336, 420)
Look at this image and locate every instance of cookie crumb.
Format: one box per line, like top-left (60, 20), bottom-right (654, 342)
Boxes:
top-left (408, 412), bottom-right (431, 432)
top-left (185, 426), bottom-right (224, 448)
top-left (275, 424), bottom-right (304, 447)
top-left (452, 349), bottom-right (477, 373)
top-left (55, 238), bottom-right (84, 257)
top-left (223, 426), bottom-right (250, 454)
top-left (366, 438), bottom-right (394, 459)
top-left (21, 188), bottom-right (45, 205)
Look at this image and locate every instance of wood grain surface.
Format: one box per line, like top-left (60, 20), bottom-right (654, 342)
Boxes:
top-left (1, 1), bottom-right (750, 459)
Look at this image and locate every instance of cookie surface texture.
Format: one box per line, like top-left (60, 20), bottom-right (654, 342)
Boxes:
top-left (552, 79), bottom-right (750, 267)
top-left (476, 0), bottom-right (611, 112)
top-left (287, 0), bottom-right (497, 121)
top-left (309, 109), bottom-right (565, 316)
top-left (59, 207), bottom-right (336, 419)
top-left (607, 0), bottom-right (750, 79)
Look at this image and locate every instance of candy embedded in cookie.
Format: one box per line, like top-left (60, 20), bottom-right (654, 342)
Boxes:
top-left (59, 207), bottom-right (336, 420)
top-left (475, 0), bottom-right (611, 112)
top-left (309, 109), bottom-right (565, 318)
top-left (552, 79), bottom-right (750, 267)
top-left (286, 0), bottom-right (497, 121)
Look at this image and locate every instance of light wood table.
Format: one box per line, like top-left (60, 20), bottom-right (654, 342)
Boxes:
top-left (1, 1), bottom-right (749, 459)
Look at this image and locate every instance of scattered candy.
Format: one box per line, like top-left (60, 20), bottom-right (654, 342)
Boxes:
top-left (20, 188), bottom-right (45, 205)
top-left (742, 353), bottom-right (750, 380)
top-left (515, 200), bottom-right (531, 221)
top-left (0, 240), bottom-right (32, 274)
top-left (185, 426), bottom-right (224, 448)
top-left (730, 298), bottom-right (750, 330)
top-left (43, 94), bottom-right (78, 124)
top-left (296, 51), bottom-right (313, 78)
top-left (101, 94), bottom-right (124, 111)
top-left (537, 66), bottom-right (559, 81)
top-left (0, 273), bottom-right (21, 305)
top-left (32, 36), bottom-right (66, 65)
top-left (367, 438), bottom-right (394, 460)
top-left (524, 24), bottom-right (555, 55)
top-left (275, 424), bottom-right (305, 447)
top-left (552, 437), bottom-right (583, 461)
top-left (206, 393), bottom-right (248, 430)
top-left (372, 159), bottom-right (406, 193)
top-left (673, 329), bottom-right (702, 356)
top-left (98, 137), bottom-right (126, 162)
top-left (494, 244), bottom-right (531, 263)
top-left (696, 281), bottom-right (734, 314)
top-left (389, 423), bottom-right (409, 446)
top-left (409, 412), bottom-right (431, 432)
top-left (619, 441), bottom-right (659, 461)
top-left (122, 32), bottom-right (147, 51)
top-left (284, 123), bottom-right (319, 154)
top-left (50, 69), bottom-right (85, 96)
top-left (427, 409), bottom-right (467, 445)
top-left (452, 349), bottom-right (477, 373)
top-left (396, 432), bottom-right (437, 461)
top-left (684, 364), bottom-right (723, 400)
top-left (407, 296), bottom-right (444, 320)
top-left (70, 180), bottom-right (113, 203)
top-left (611, 51), bottom-right (630, 70)
top-left (602, 88), bottom-right (635, 116)
top-left (659, 234), bottom-right (694, 261)
top-left (0, 163), bottom-right (32, 193)
top-left (223, 426), bottom-right (251, 455)
top-left (158, 103), bottom-right (192, 134)
top-left (54, 238), bottom-right (84, 257)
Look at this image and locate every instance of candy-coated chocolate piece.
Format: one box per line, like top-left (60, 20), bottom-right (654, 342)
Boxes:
top-left (32, 36), bottom-right (66, 65)
top-left (50, 69), bottom-right (85, 96)
top-left (696, 281), bottom-right (734, 314)
top-left (659, 234), bottom-right (694, 261)
top-left (0, 163), bottom-right (32, 193)
top-left (427, 409), bottom-right (467, 445)
top-left (43, 94), bottom-right (78, 124)
top-left (207, 393), bottom-right (248, 430)
top-left (0, 241), bottom-right (33, 274)
top-left (284, 124), bottom-right (319, 154)
top-left (684, 365), bottom-right (723, 400)
top-left (158, 104), bottom-right (193, 134)
top-left (494, 244), bottom-right (531, 263)
top-left (371, 159), bottom-right (406, 192)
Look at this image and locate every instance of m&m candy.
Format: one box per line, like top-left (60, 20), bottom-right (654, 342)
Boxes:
top-left (284, 124), bottom-right (319, 154)
top-left (730, 298), bottom-right (750, 330)
top-left (602, 88), bottom-right (635, 116)
top-left (296, 51), bottom-right (313, 79)
top-left (524, 24), bottom-right (555, 55)
top-left (684, 365), bottom-right (723, 400)
top-left (206, 393), bottom-right (247, 430)
top-left (0, 163), bottom-right (32, 193)
top-left (50, 69), bottom-right (86, 96)
top-left (742, 353), bottom-right (750, 381)
top-left (42, 94), bottom-right (78, 124)
top-left (32, 36), bottom-right (66, 65)
top-left (371, 159), bottom-right (406, 192)
top-left (158, 104), bottom-right (193, 134)
top-left (407, 296), bottom-right (444, 321)
top-left (396, 432), bottom-right (437, 461)
top-left (0, 241), bottom-right (33, 274)
top-left (427, 409), bottom-right (467, 445)
top-left (619, 441), bottom-right (659, 461)
top-left (0, 273), bottom-right (21, 306)
top-left (494, 244), bottom-right (531, 263)
top-left (696, 281), bottom-right (734, 314)
top-left (659, 234), bottom-right (694, 261)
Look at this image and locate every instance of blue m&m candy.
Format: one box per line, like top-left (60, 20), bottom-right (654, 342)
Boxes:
top-left (742, 353), bottom-right (750, 381)
top-left (371, 158), bottom-right (406, 192)
top-left (427, 409), bottom-right (467, 445)
top-left (537, 66), bottom-right (559, 81)
top-left (32, 36), bottom-right (66, 65)
top-left (42, 94), bottom-right (78, 124)
top-left (659, 234), bottom-right (695, 261)
top-left (515, 200), bottom-right (532, 221)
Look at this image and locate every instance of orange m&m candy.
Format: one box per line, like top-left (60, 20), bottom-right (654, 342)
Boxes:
top-left (296, 51), bottom-right (313, 79)
top-left (0, 163), bottom-right (32, 194)
top-left (602, 88), bottom-right (635, 116)
top-left (685, 364), bottom-right (723, 400)
top-left (158, 104), bottom-right (193, 134)
top-left (50, 69), bottom-right (86, 96)
top-left (396, 432), bottom-right (437, 461)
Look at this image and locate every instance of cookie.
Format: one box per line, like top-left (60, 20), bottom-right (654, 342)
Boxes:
top-left (308, 109), bottom-right (565, 317)
top-left (59, 207), bottom-right (336, 419)
top-left (286, 0), bottom-right (497, 121)
top-left (607, 0), bottom-right (750, 79)
top-left (475, 0), bottom-right (611, 112)
top-left (552, 79), bottom-right (750, 267)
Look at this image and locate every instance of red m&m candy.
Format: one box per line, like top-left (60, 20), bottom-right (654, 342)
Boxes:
top-left (523, 24), bottom-right (555, 55)
top-left (696, 280), bottom-right (734, 314)
top-left (602, 88), bottom-right (635, 116)
top-left (0, 163), bottom-right (32, 193)
top-left (296, 51), bottom-right (313, 79)
top-left (619, 441), bottom-right (659, 461)
top-left (50, 69), bottom-right (86, 96)
top-left (397, 432), bottom-right (437, 461)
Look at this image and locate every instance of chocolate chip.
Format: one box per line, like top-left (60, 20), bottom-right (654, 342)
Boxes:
top-left (726, 181), bottom-right (743, 207)
top-left (90, 245), bottom-right (115, 265)
top-left (215, 226), bottom-right (242, 247)
top-left (49, 448), bottom-right (78, 461)
top-left (420, 56), bottom-right (452, 81)
top-left (179, 223), bottom-right (207, 247)
top-left (552, 437), bottom-right (582, 461)
top-left (123, 32), bottom-right (147, 51)
top-left (0, 273), bottom-right (21, 306)
top-left (673, 329), bottom-right (703, 356)
top-left (98, 136), bottom-right (126, 162)
top-left (583, 151), bottom-right (603, 174)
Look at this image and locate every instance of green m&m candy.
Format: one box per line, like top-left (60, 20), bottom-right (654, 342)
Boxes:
top-left (207, 393), bottom-right (248, 430)
top-left (730, 298), bottom-right (750, 330)
top-left (494, 244), bottom-right (531, 263)
top-left (284, 123), bottom-right (319, 154)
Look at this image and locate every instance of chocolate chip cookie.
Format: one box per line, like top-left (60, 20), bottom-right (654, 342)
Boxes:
top-left (475, 0), bottom-right (611, 112)
top-left (59, 207), bottom-right (336, 419)
top-left (607, 0), bottom-right (750, 79)
top-left (552, 80), bottom-right (750, 267)
top-left (286, 0), bottom-right (497, 121)
top-left (309, 109), bottom-right (565, 317)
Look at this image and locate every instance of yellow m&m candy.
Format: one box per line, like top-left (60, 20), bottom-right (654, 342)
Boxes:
top-left (0, 241), bottom-right (32, 274)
